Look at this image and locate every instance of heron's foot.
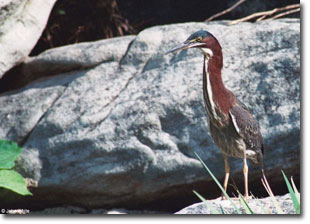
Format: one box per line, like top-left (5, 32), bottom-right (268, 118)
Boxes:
top-left (243, 194), bottom-right (254, 202)
top-left (213, 196), bottom-right (225, 201)
top-left (215, 194), bottom-right (253, 201)
top-left (213, 195), bottom-right (239, 201)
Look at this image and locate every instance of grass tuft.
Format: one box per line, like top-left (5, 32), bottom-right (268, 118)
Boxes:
top-left (281, 171), bottom-right (300, 214)
top-left (193, 151), bottom-right (242, 214)
top-left (193, 152), bottom-right (300, 214)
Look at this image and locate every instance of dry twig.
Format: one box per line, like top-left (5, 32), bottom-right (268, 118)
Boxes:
top-left (265, 8), bottom-right (300, 21)
top-left (228, 4), bottom-right (300, 25)
top-left (205, 0), bottom-right (247, 22)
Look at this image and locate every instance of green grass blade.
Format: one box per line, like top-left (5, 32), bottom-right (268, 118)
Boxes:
top-left (291, 176), bottom-right (300, 204)
top-left (193, 190), bottom-right (220, 214)
top-left (281, 171), bottom-right (300, 214)
top-left (194, 151), bottom-right (242, 214)
top-left (240, 199), bottom-right (252, 214)
top-left (237, 190), bottom-right (254, 214)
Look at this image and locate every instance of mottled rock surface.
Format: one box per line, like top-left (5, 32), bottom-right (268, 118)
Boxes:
top-left (0, 19), bottom-right (300, 211)
top-left (175, 193), bottom-right (298, 214)
top-left (0, 0), bottom-right (56, 78)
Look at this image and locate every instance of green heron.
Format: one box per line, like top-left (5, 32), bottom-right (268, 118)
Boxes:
top-left (166, 30), bottom-right (264, 200)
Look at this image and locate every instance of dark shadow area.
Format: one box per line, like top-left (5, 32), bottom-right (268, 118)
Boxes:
top-left (0, 166), bottom-right (299, 213)
top-left (30, 0), bottom-right (300, 56)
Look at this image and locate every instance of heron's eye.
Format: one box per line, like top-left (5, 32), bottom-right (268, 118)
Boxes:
top-left (196, 37), bottom-right (202, 42)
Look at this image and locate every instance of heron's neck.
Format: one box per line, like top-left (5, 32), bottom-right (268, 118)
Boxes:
top-left (203, 54), bottom-right (234, 121)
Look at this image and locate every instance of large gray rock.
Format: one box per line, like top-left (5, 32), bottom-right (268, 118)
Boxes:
top-left (0, 36), bottom-right (136, 144)
top-left (0, 19), bottom-right (300, 210)
top-left (0, 0), bottom-right (57, 78)
top-left (175, 193), bottom-right (297, 214)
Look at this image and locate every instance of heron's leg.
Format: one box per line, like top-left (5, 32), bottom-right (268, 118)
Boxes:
top-left (243, 156), bottom-right (249, 201)
top-left (221, 155), bottom-right (230, 200)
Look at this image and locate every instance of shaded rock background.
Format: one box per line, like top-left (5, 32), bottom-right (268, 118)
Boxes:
top-left (0, 19), bottom-right (300, 212)
top-left (30, 0), bottom-right (301, 56)
top-left (0, 0), bottom-right (57, 78)
top-left (0, 0), bottom-right (300, 92)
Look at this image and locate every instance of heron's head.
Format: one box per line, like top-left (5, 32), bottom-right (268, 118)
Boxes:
top-left (166, 30), bottom-right (221, 58)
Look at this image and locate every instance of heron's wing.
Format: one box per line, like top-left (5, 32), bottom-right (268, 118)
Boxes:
top-left (229, 101), bottom-right (264, 154)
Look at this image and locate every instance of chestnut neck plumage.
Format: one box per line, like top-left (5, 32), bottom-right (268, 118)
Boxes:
top-left (202, 43), bottom-right (236, 125)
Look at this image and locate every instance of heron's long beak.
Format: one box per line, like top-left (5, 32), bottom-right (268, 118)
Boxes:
top-left (165, 41), bottom-right (205, 54)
